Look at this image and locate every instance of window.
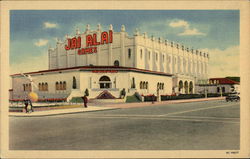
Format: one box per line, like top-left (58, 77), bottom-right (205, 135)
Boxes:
top-left (140, 49), bottom-right (143, 59)
top-left (114, 60), bottom-right (119, 66)
top-left (131, 77), bottom-right (135, 88)
top-left (143, 82), bottom-right (146, 89)
top-left (128, 48), bottom-right (131, 59)
top-left (23, 83), bottom-right (31, 92)
top-left (63, 81), bottom-right (66, 90)
top-left (59, 81), bottom-right (62, 90)
top-left (56, 82), bottom-right (59, 90)
top-left (157, 82), bottom-right (164, 90)
top-left (99, 76), bottom-right (111, 89)
top-left (222, 87), bottom-right (225, 93)
top-left (217, 87), bottom-right (220, 93)
top-left (140, 81), bottom-right (148, 90)
top-left (56, 81), bottom-right (66, 90)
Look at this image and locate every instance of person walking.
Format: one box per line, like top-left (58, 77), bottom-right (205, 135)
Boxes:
top-left (29, 98), bottom-right (34, 112)
top-left (152, 94), bottom-right (156, 104)
top-left (23, 98), bottom-right (34, 113)
top-left (24, 98), bottom-right (29, 113)
top-left (83, 95), bottom-right (88, 108)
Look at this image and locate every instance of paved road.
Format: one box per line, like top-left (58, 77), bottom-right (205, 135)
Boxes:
top-left (9, 100), bottom-right (240, 150)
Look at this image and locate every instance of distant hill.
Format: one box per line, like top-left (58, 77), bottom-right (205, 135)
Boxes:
top-left (226, 76), bottom-right (240, 82)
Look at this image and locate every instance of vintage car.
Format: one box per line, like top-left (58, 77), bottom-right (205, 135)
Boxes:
top-left (226, 93), bottom-right (240, 102)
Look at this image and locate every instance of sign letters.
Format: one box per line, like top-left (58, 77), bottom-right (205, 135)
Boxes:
top-left (65, 30), bottom-right (113, 55)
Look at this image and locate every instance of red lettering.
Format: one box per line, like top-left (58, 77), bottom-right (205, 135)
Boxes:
top-left (93, 47), bottom-right (97, 53)
top-left (65, 39), bottom-right (71, 50)
top-left (89, 48), bottom-right (93, 54)
top-left (76, 36), bottom-right (81, 48)
top-left (109, 30), bottom-right (113, 43)
top-left (86, 35), bottom-right (93, 47)
top-left (92, 34), bottom-right (100, 46)
top-left (101, 31), bottom-right (108, 44)
top-left (71, 37), bottom-right (77, 49)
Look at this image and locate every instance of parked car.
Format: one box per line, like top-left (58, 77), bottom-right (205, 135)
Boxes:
top-left (226, 93), bottom-right (240, 102)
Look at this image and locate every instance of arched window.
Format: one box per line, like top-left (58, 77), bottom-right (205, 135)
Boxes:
top-left (140, 49), bottom-right (143, 59)
top-left (162, 83), bottom-right (164, 90)
top-left (146, 82), bottom-right (148, 89)
top-left (25, 84), bottom-right (28, 91)
top-left (45, 83), bottom-right (48, 91)
top-left (59, 81), bottom-right (63, 90)
top-left (63, 81), bottom-right (66, 90)
top-left (222, 87), bottom-right (225, 93)
top-left (38, 83), bottom-right (41, 91)
top-left (99, 76), bottom-right (111, 89)
top-left (56, 82), bottom-right (59, 90)
top-left (189, 81), bottom-right (193, 94)
top-left (114, 60), bottom-right (120, 66)
top-left (128, 48), bottom-right (131, 59)
top-left (179, 80), bottom-right (183, 92)
top-left (140, 81), bottom-right (143, 89)
top-left (143, 81), bottom-right (146, 89)
top-left (131, 77), bottom-right (135, 88)
top-left (41, 83), bottom-right (45, 91)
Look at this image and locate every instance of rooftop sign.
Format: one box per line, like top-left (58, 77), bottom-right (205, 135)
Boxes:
top-left (65, 30), bottom-right (113, 55)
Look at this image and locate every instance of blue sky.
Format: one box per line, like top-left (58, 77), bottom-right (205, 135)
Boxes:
top-left (10, 10), bottom-right (239, 77)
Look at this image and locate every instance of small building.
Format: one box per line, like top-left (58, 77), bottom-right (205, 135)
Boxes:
top-left (195, 77), bottom-right (240, 94)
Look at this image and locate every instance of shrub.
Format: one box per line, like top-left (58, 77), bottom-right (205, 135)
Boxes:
top-left (70, 97), bottom-right (83, 103)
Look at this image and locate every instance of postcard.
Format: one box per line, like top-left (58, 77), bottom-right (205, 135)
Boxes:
top-left (1, 0), bottom-right (249, 158)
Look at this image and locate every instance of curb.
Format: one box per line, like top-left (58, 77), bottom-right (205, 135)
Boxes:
top-left (9, 107), bottom-right (120, 117)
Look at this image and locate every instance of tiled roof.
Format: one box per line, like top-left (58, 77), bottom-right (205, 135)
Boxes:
top-left (209, 78), bottom-right (239, 84)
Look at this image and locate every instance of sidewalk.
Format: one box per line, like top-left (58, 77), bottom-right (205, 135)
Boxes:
top-left (102, 97), bottom-right (226, 108)
top-left (9, 106), bottom-right (119, 117)
top-left (9, 97), bottom-right (225, 117)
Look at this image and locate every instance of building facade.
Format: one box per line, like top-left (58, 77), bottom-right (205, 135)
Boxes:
top-left (11, 24), bottom-right (209, 101)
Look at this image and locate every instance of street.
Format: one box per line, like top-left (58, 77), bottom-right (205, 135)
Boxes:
top-left (9, 100), bottom-right (240, 150)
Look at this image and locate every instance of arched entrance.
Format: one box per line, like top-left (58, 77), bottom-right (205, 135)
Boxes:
top-left (179, 80), bottom-right (183, 93)
top-left (114, 60), bottom-right (119, 66)
top-left (99, 76), bottom-right (112, 89)
top-left (184, 81), bottom-right (189, 94)
top-left (189, 81), bottom-right (193, 94)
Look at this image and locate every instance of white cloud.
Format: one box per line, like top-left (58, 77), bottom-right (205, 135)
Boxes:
top-left (179, 28), bottom-right (206, 36)
top-left (206, 45), bottom-right (239, 78)
top-left (44, 22), bottom-right (58, 28)
top-left (169, 20), bottom-right (189, 28)
top-left (34, 39), bottom-right (48, 47)
top-left (169, 19), bottom-right (206, 36)
top-left (10, 52), bottom-right (48, 75)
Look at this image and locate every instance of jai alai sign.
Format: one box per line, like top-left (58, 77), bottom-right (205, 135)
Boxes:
top-left (65, 30), bottom-right (113, 55)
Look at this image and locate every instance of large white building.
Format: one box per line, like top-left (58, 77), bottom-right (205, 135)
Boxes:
top-left (10, 24), bottom-right (209, 101)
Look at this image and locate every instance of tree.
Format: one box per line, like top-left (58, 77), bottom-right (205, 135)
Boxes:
top-left (72, 76), bottom-right (77, 89)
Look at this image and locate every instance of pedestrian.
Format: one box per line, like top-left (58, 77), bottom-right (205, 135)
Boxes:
top-left (29, 99), bottom-right (34, 112)
top-left (23, 97), bottom-right (34, 113)
top-left (23, 98), bottom-right (29, 113)
top-left (152, 94), bottom-right (155, 104)
top-left (83, 95), bottom-right (88, 108)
